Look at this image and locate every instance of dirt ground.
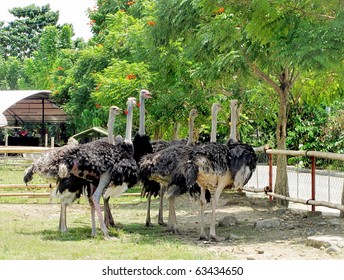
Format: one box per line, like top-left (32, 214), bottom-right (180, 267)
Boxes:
top-left (2, 192), bottom-right (344, 260)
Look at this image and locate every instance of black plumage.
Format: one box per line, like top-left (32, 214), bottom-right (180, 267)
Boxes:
top-left (167, 141), bottom-right (257, 240)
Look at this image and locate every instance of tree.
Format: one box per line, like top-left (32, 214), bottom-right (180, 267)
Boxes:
top-left (0, 4), bottom-right (59, 60)
top-left (237, 0), bottom-right (343, 205)
top-left (170, 0), bottom-right (343, 206)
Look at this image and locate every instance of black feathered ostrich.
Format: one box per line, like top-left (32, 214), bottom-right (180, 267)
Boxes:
top-left (133, 89), bottom-right (197, 227)
top-left (168, 141), bottom-right (257, 241)
top-left (24, 106), bottom-right (123, 233)
top-left (57, 97), bottom-right (139, 239)
top-left (139, 103), bottom-right (222, 234)
top-left (138, 108), bottom-right (199, 231)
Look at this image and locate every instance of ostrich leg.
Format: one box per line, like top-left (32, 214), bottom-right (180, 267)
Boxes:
top-left (145, 192), bottom-right (153, 227)
top-left (199, 187), bottom-right (208, 240)
top-left (91, 172), bottom-right (117, 240)
top-left (88, 197), bottom-right (97, 237)
top-left (167, 195), bottom-right (179, 234)
top-left (59, 203), bottom-right (68, 232)
top-left (158, 186), bottom-right (167, 226)
top-left (209, 186), bottom-right (226, 242)
top-left (103, 197), bottom-right (116, 228)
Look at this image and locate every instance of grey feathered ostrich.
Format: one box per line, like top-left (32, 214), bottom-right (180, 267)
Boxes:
top-left (23, 106), bottom-right (123, 233)
top-left (138, 108), bottom-right (199, 231)
top-left (57, 97), bottom-right (139, 239)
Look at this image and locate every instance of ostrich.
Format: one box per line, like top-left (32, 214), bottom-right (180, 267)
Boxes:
top-left (56, 97), bottom-right (139, 239)
top-left (133, 89), bottom-right (201, 227)
top-left (163, 102), bottom-right (222, 233)
top-left (139, 108), bottom-right (199, 231)
top-left (168, 140), bottom-right (257, 241)
top-left (24, 106), bottom-right (123, 233)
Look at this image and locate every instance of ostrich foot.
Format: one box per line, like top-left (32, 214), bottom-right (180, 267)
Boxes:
top-left (209, 234), bottom-right (225, 242)
top-left (199, 233), bottom-right (208, 241)
top-left (58, 227), bottom-right (68, 233)
top-left (104, 218), bottom-right (116, 229)
top-left (145, 220), bottom-right (153, 227)
top-left (158, 220), bottom-right (167, 227)
top-left (103, 235), bottom-right (119, 241)
top-left (167, 225), bottom-right (180, 235)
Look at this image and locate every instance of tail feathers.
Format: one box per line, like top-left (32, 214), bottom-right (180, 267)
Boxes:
top-left (167, 161), bottom-right (207, 201)
top-left (103, 183), bottom-right (128, 199)
top-left (58, 163), bottom-right (70, 178)
top-left (23, 166), bottom-right (34, 185)
top-left (188, 183), bottom-right (211, 203)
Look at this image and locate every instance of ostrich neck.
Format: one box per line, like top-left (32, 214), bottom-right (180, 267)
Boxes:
top-left (230, 100), bottom-right (238, 142)
top-left (108, 111), bottom-right (115, 144)
top-left (139, 95), bottom-right (145, 136)
top-left (210, 109), bottom-right (218, 143)
top-left (125, 103), bottom-right (134, 144)
top-left (187, 115), bottom-right (196, 146)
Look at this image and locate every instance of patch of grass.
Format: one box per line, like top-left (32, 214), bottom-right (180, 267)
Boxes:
top-left (0, 164), bottom-right (234, 260)
top-left (0, 203), bottom-right (232, 260)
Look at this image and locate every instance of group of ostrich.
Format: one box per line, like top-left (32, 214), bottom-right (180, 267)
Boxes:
top-left (24, 89), bottom-right (257, 242)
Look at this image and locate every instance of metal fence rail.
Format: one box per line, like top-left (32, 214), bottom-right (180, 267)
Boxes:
top-left (246, 148), bottom-right (344, 216)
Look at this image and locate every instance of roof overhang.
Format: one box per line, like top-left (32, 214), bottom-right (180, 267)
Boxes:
top-left (0, 90), bottom-right (68, 127)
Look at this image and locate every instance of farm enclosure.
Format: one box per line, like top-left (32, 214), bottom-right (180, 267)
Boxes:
top-left (1, 146), bottom-right (344, 260)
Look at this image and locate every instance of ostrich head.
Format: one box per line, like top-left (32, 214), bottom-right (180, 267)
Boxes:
top-left (189, 108), bottom-right (198, 119)
top-left (109, 105), bottom-right (122, 116)
top-left (140, 89), bottom-right (152, 100)
top-left (127, 97), bottom-right (137, 107)
top-left (212, 102), bottom-right (222, 113)
top-left (186, 109), bottom-right (198, 145)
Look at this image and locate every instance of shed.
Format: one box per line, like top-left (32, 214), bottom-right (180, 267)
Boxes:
top-left (0, 90), bottom-right (68, 146)
top-left (0, 90), bottom-right (68, 127)
top-left (70, 126), bottom-right (108, 144)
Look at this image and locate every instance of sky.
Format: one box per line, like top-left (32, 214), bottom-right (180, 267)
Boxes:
top-left (0, 0), bottom-right (96, 40)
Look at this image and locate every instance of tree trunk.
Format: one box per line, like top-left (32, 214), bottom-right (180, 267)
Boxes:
top-left (340, 180), bottom-right (344, 218)
top-left (274, 88), bottom-right (289, 207)
top-left (250, 65), bottom-right (299, 207)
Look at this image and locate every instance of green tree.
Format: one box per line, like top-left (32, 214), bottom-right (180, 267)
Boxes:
top-left (0, 4), bottom-right (59, 60)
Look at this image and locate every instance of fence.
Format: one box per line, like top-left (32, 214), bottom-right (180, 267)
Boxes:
top-left (0, 146), bottom-right (141, 200)
top-left (1, 146), bottom-right (344, 215)
top-left (246, 148), bottom-right (344, 216)
top-left (0, 146), bottom-right (53, 200)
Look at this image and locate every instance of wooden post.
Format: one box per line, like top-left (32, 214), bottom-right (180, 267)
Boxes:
top-left (50, 137), bottom-right (55, 148)
top-left (45, 134), bottom-right (48, 147)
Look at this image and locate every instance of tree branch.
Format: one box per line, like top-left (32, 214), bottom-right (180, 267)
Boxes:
top-left (251, 63), bottom-right (283, 95)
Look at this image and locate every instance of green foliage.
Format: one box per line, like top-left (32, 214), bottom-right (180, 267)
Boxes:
top-left (287, 100), bottom-right (344, 153)
top-left (1, 0), bottom-right (342, 151)
top-left (0, 4), bottom-right (59, 60)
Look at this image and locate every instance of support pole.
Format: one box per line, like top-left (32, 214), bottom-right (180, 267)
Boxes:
top-left (268, 153), bottom-right (273, 201)
top-left (311, 156), bottom-right (316, 212)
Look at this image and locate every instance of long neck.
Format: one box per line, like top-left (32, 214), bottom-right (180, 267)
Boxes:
top-left (125, 103), bottom-right (134, 144)
top-left (107, 111), bottom-right (115, 144)
top-left (139, 94), bottom-right (145, 136)
top-left (230, 100), bottom-right (238, 142)
top-left (187, 115), bottom-right (196, 146)
top-left (210, 106), bottom-right (218, 143)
